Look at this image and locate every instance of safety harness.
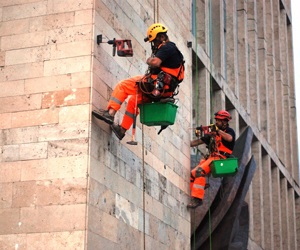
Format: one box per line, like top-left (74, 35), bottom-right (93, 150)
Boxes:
top-left (139, 42), bottom-right (185, 99)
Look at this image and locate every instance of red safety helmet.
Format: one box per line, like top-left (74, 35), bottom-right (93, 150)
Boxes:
top-left (214, 110), bottom-right (232, 121)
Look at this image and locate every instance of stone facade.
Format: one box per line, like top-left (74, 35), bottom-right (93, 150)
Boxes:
top-left (0, 0), bottom-right (299, 250)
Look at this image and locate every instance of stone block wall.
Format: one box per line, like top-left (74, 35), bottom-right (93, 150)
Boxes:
top-left (89, 0), bottom-right (192, 249)
top-left (1, 0), bottom-right (299, 249)
top-left (191, 0), bottom-right (300, 249)
top-left (0, 0), bottom-right (193, 249)
top-left (0, 0), bottom-right (93, 249)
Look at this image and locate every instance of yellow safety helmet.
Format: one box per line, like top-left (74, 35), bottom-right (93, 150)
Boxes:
top-left (144, 23), bottom-right (168, 42)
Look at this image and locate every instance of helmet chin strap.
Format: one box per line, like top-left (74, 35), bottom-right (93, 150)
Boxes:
top-left (151, 41), bottom-right (162, 55)
top-left (151, 42), bottom-right (157, 54)
top-left (151, 36), bottom-right (166, 54)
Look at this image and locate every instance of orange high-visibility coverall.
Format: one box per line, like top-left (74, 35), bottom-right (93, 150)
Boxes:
top-left (107, 75), bottom-right (145, 130)
top-left (190, 135), bottom-right (233, 200)
top-left (190, 154), bottom-right (223, 199)
top-left (107, 66), bottom-right (183, 130)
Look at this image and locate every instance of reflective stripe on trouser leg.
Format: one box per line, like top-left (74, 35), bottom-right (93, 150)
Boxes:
top-left (120, 91), bottom-right (151, 130)
top-left (107, 75), bottom-right (144, 111)
top-left (191, 176), bottom-right (206, 199)
top-left (121, 110), bottom-right (135, 130)
top-left (120, 94), bottom-right (142, 130)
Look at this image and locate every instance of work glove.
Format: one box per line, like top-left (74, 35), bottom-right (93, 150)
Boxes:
top-left (195, 125), bottom-right (203, 137)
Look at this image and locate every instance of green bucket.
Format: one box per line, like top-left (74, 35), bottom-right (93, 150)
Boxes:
top-left (210, 158), bottom-right (238, 178)
top-left (138, 102), bottom-right (178, 126)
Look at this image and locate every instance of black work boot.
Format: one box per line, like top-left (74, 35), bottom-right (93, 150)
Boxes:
top-left (92, 109), bottom-right (114, 125)
top-left (111, 124), bottom-right (126, 140)
top-left (187, 198), bottom-right (203, 209)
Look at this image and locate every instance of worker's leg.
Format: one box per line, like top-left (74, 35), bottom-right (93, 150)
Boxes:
top-left (190, 159), bottom-right (208, 200)
top-left (190, 155), bottom-right (220, 200)
top-left (92, 75), bottom-right (144, 125)
top-left (107, 75), bottom-right (144, 111)
top-left (120, 93), bottom-right (141, 130)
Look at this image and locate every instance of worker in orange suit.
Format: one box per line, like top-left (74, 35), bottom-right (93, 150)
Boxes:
top-left (187, 110), bottom-right (236, 208)
top-left (92, 23), bottom-right (185, 140)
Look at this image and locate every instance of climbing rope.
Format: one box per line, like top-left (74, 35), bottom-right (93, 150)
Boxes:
top-left (141, 2), bottom-right (160, 249)
top-left (208, 0), bottom-right (213, 249)
top-left (141, 108), bottom-right (146, 250)
top-left (193, 0), bottom-right (214, 248)
top-left (192, 0), bottom-right (200, 249)
top-left (154, 0), bottom-right (159, 23)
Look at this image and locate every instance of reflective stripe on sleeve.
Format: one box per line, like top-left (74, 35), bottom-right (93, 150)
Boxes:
top-left (110, 96), bottom-right (122, 105)
top-left (193, 184), bottom-right (205, 190)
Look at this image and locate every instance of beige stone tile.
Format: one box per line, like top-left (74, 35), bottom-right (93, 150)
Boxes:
top-left (12, 178), bottom-right (87, 207)
top-left (24, 72), bottom-right (91, 95)
top-left (37, 121), bottom-right (89, 141)
top-left (0, 208), bottom-right (20, 234)
top-left (0, 113), bottom-right (12, 129)
top-left (2, 2), bottom-right (47, 21)
top-left (0, 80), bottom-right (25, 98)
top-left (44, 56), bottom-right (91, 76)
top-left (0, 231), bottom-right (84, 250)
top-left (0, 161), bottom-right (21, 183)
top-left (5, 46), bottom-right (51, 65)
top-left (75, 9), bottom-right (93, 25)
top-left (42, 88), bottom-right (90, 108)
top-left (47, 0), bottom-right (93, 14)
top-left (88, 205), bottom-right (118, 243)
top-left (11, 108), bottom-right (59, 128)
top-left (0, 182), bottom-right (12, 208)
top-left (19, 142), bottom-right (48, 161)
top-left (1, 126), bottom-right (39, 145)
top-left (2, 144), bottom-right (20, 162)
top-left (0, 94), bottom-right (42, 113)
top-left (0, 62), bottom-right (44, 82)
top-left (48, 138), bottom-right (89, 158)
top-left (0, 234), bottom-right (27, 250)
top-left (70, 72), bottom-right (91, 88)
top-left (0, 0), bottom-right (43, 8)
top-left (19, 204), bottom-right (86, 233)
top-left (59, 105), bottom-right (90, 124)
top-left (0, 51), bottom-right (4, 67)
top-left (0, 19), bottom-right (29, 36)
top-left (26, 231), bottom-right (85, 250)
top-left (12, 181), bottom-right (37, 208)
top-left (49, 40), bottom-right (92, 60)
top-left (25, 75), bottom-right (72, 94)
top-left (20, 155), bottom-right (88, 181)
top-left (45, 25), bottom-right (92, 45)
top-left (43, 12), bottom-right (75, 30)
top-left (28, 16), bottom-right (45, 33)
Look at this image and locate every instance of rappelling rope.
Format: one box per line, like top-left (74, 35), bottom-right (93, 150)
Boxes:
top-left (141, 2), bottom-right (160, 249)
top-left (208, 0), bottom-right (213, 249)
top-left (141, 103), bottom-right (146, 250)
top-left (192, 0), bottom-right (198, 249)
top-left (154, 0), bottom-right (159, 23)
